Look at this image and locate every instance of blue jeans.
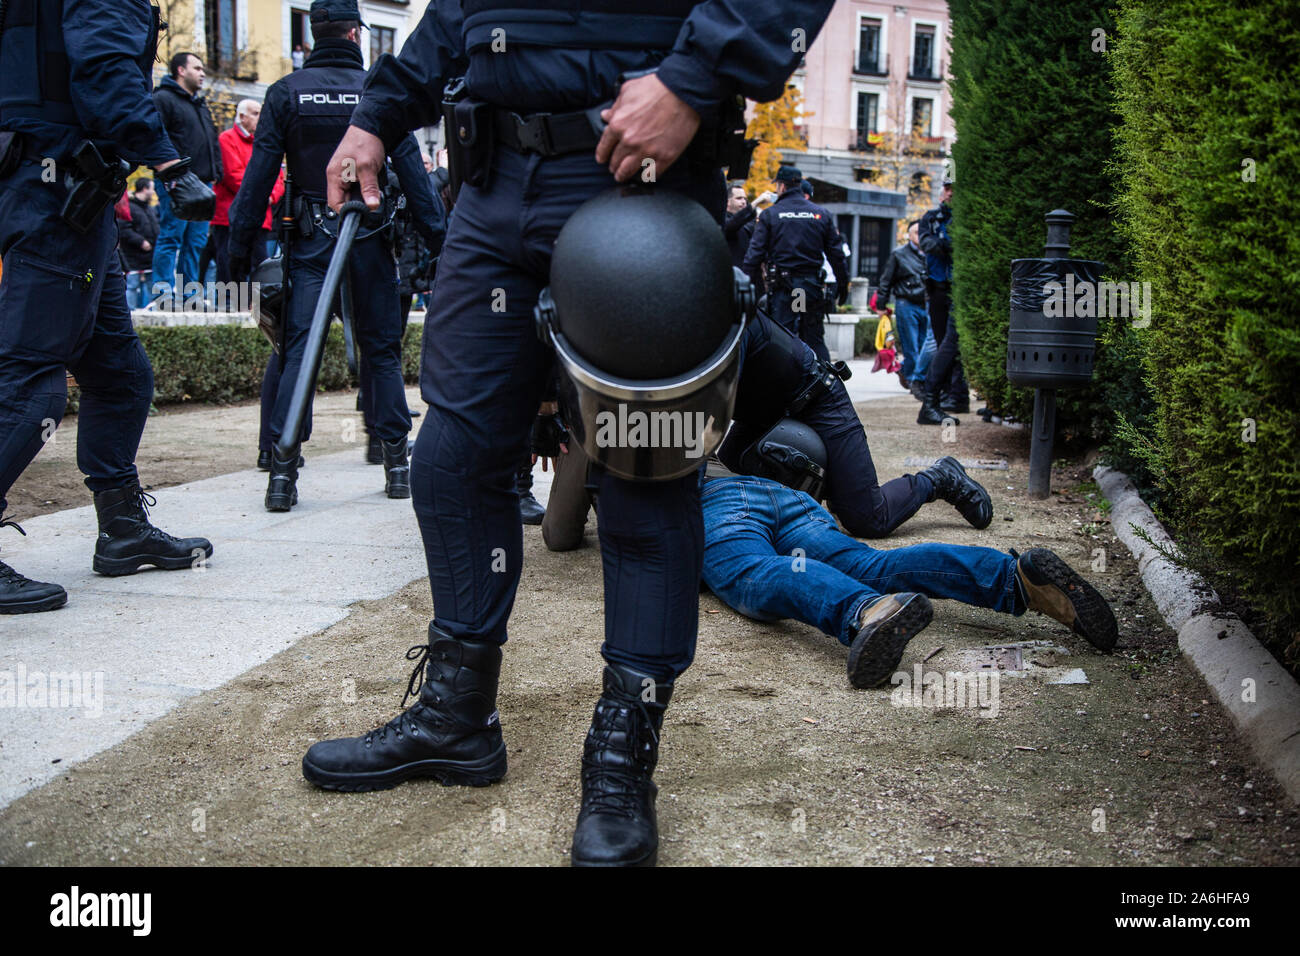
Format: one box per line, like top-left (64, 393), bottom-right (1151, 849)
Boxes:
top-left (125, 271), bottom-right (152, 309)
top-left (893, 298), bottom-right (930, 384)
top-left (701, 475), bottom-right (1022, 646)
top-left (150, 182), bottom-right (210, 301)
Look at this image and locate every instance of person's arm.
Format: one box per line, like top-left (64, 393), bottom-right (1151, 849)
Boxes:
top-left (825, 224), bottom-right (849, 295)
top-left (876, 251), bottom-right (897, 305)
top-left (62, 0), bottom-right (178, 167)
top-left (723, 202), bottom-right (755, 238)
top-left (918, 211), bottom-right (951, 258)
top-left (657, 1), bottom-right (837, 117)
top-left (227, 87), bottom-right (289, 259)
top-left (742, 209), bottom-right (770, 291)
top-left (389, 135), bottom-right (445, 252)
top-left (217, 130), bottom-right (244, 196)
top-left (351, 3), bottom-right (467, 153)
top-left (119, 212), bottom-right (148, 252)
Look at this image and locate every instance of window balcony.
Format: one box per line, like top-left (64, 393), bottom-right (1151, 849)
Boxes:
top-left (908, 57), bottom-right (944, 82)
top-left (853, 52), bottom-right (890, 77)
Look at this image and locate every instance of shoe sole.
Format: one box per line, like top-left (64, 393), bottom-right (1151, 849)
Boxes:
top-left (265, 488), bottom-right (298, 512)
top-left (1021, 549), bottom-right (1118, 652)
top-left (571, 846), bottom-right (658, 867)
top-left (847, 594), bottom-right (934, 689)
top-left (301, 745), bottom-right (507, 793)
top-left (0, 591), bottom-right (69, 613)
top-left (385, 486), bottom-right (411, 499)
top-left (94, 544), bottom-right (214, 577)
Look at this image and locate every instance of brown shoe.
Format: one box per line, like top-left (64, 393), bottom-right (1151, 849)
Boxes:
top-left (1015, 548), bottom-right (1117, 651)
top-left (846, 593), bottom-right (933, 688)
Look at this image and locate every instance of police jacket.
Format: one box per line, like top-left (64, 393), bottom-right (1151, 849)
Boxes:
top-left (226, 39), bottom-right (443, 261)
top-left (743, 189), bottom-right (848, 291)
top-left (876, 240), bottom-right (926, 305)
top-left (0, 0), bottom-right (179, 168)
top-left (118, 195), bottom-right (159, 271)
top-left (918, 202), bottom-right (953, 283)
top-left (153, 76), bottom-right (222, 183)
top-left (348, 0), bottom-right (836, 155)
top-left (724, 202), bottom-right (756, 269)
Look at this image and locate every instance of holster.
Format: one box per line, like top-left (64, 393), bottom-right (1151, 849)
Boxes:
top-left (60, 140), bottom-right (130, 233)
top-left (0, 131), bottom-right (23, 181)
top-left (442, 77), bottom-right (494, 202)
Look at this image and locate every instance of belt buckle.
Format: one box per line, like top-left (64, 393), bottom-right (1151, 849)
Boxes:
top-left (513, 112), bottom-right (553, 154)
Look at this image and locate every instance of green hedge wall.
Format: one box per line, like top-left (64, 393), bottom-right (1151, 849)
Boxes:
top-left (947, 0), bottom-right (1132, 435)
top-left (69, 323), bottom-right (423, 411)
top-left (1112, 0), bottom-right (1300, 654)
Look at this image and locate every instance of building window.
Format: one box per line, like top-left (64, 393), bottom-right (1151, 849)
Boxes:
top-left (370, 26), bottom-right (396, 63)
top-left (207, 0), bottom-right (237, 72)
top-left (857, 17), bottom-right (883, 74)
top-left (855, 91), bottom-right (879, 147)
top-left (912, 98), bottom-right (934, 137)
top-left (912, 24), bottom-right (936, 79)
top-left (291, 7), bottom-right (310, 51)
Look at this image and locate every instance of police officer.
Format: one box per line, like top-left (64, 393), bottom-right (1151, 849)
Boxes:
top-left (744, 165), bottom-right (848, 362)
top-left (0, 0), bottom-right (215, 614)
top-left (226, 0), bottom-right (444, 511)
top-left (916, 176), bottom-right (967, 424)
top-left (296, 0), bottom-right (838, 866)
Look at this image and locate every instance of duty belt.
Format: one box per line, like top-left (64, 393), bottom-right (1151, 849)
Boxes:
top-left (492, 106), bottom-right (606, 157)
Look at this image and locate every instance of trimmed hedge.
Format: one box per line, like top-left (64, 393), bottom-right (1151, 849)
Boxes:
top-left (947, 0), bottom-right (1133, 436)
top-left (1111, 0), bottom-right (1300, 660)
top-left (68, 323), bottom-right (424, 411)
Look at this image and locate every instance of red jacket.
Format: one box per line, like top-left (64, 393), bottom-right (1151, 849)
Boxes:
top-left (213, 123), bottom-right (284, 229)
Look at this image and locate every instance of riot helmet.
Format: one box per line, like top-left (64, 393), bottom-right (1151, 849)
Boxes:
top-left (737, 418), bottom-right (828, 499)
top-left (535, 188), bottom-right (754, 481)
top-left (251, 256), bottom-right (286, 352)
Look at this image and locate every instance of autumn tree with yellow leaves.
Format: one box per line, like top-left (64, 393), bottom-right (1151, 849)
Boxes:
top-left (742, 85), bottom-right (810, 199)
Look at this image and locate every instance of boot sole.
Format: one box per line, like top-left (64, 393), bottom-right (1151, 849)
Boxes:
top-left (0, 591), bottom-right (69, 613)
top-left (301, 744), bottom-right (507, 792)
top-left (1021, 549), bottom-right (1118, 652)
top-left (847, 594), bottom-right (934, 689)
top-left (571, 845), bottom-right (658, 868)
top-left (94, 544), bottom-right (213, 577)
top-left (385, 487), bottom-right (411, 499)
top-left (265, 489), bottom-right (298, 512)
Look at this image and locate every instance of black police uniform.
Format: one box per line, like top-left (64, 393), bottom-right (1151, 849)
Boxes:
top-left (743, 184), bottom-right (848, 361)
top-left (227, 32), bottom-right (443, 506)
top-left (297, 0), bottom-right (838, 867)
top-left (0, 0), bottom-right (213, 611)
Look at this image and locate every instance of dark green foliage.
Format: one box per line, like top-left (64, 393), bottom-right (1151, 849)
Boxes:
top-left (1112, 0), bottom-right (1300, 664)
top-left (68, 323), bottom-right (423, 411)
top-left (855, 315), bottom-right (881, 356)
top-left (947, 0), bottom-right (1132, 433)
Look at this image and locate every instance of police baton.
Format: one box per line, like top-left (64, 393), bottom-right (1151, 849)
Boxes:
top-left (274, 198), bottom-right (367, 461)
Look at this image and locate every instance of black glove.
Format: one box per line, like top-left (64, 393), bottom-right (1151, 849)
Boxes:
top-left (531, 412), bottom-right (567, 459)
top-left (836, 283), bottom-right (850, 308)
top-left (156, 158), bottom-right (216, 222)
top-left (228, 250), bottom-right (252, 285)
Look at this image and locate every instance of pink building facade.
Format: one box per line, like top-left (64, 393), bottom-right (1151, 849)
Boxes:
top-left (782, 0), bottom-right (954, 282)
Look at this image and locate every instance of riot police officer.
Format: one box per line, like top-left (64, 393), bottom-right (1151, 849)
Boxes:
top-left (744, 165), bottom-right (848, 361)
top-left (297, 0), bottom-right (839, 866)
top-left (0, 0), bottom-right (215, 614)
top-left (226, 0), bottom-right (443, 511)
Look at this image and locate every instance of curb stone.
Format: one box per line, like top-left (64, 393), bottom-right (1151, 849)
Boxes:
top-left (1095, 465), bottom-right (1300, 802)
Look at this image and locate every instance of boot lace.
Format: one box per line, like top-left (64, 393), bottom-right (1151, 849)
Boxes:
top-left (132, 490), bottom-right (184, 545)
top-left (0, 518), bottom-right (29, 582)
top-left (363, 644), bottom-right (445, 745)
top-left (583, 698), bottom-right (659, 817)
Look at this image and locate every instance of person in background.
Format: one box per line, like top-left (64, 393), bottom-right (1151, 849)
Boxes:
top-left (917, 176), bottom-right (969, 424)
top-left (151, 52), bottom-right (222, 304)
top-left (212, 99), bottom-right (284, 284)
top-left (119, 178), bottom-right (160, 309)
top-left (723, 182), bottom-right (755, 269)
top-left (292, 44), bottom-right (307, 71)
top-left (874, 220), bottom-right (930, 399)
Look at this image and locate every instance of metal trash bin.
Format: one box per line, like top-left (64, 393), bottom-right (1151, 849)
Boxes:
top-left (1006, 257), bottom-right (1103, 389)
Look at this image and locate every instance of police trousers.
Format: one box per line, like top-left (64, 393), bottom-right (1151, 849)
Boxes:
top-left (412, 145), bottom-right (722, 681)
top-left (267, 228), bottom-right (410, 447)
top-left (0, 162), bottom-right (153, 513)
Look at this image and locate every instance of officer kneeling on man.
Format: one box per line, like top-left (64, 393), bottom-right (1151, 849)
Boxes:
top-left (226, 0), bottom-right (443, 512)
top-left (0, 0), bottom-right (215, 614)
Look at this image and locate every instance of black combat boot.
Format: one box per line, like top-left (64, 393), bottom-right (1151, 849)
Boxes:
top-left (941, 394), bottom-right (971, 414)
top-left (92, 484), bottom-right (214, 576)
top-left (916, 387), bottom-right (954, 426)
top-left (366, 432), bottom-right (383, 465)
top-left (0, 518), bottom-right (67, 614)
top-left (302, 627), bottom-right (507, 791)
top-left (257, 449), bottom-right (271, 471)
top-left (518, 463), bottom-right (545, 525)
top-left (846, 593), bottom-right (934, 688)
top-left (1014, 548), bottom-right (1117, 651)
top-left (265, 445), bottom-right (300, 512)
top-left (382, 437), bottom-right (411, 499)
top-left (571, 664), bottom-right (672, 867)
top-left (921, 455), bottom-right (993, 529)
